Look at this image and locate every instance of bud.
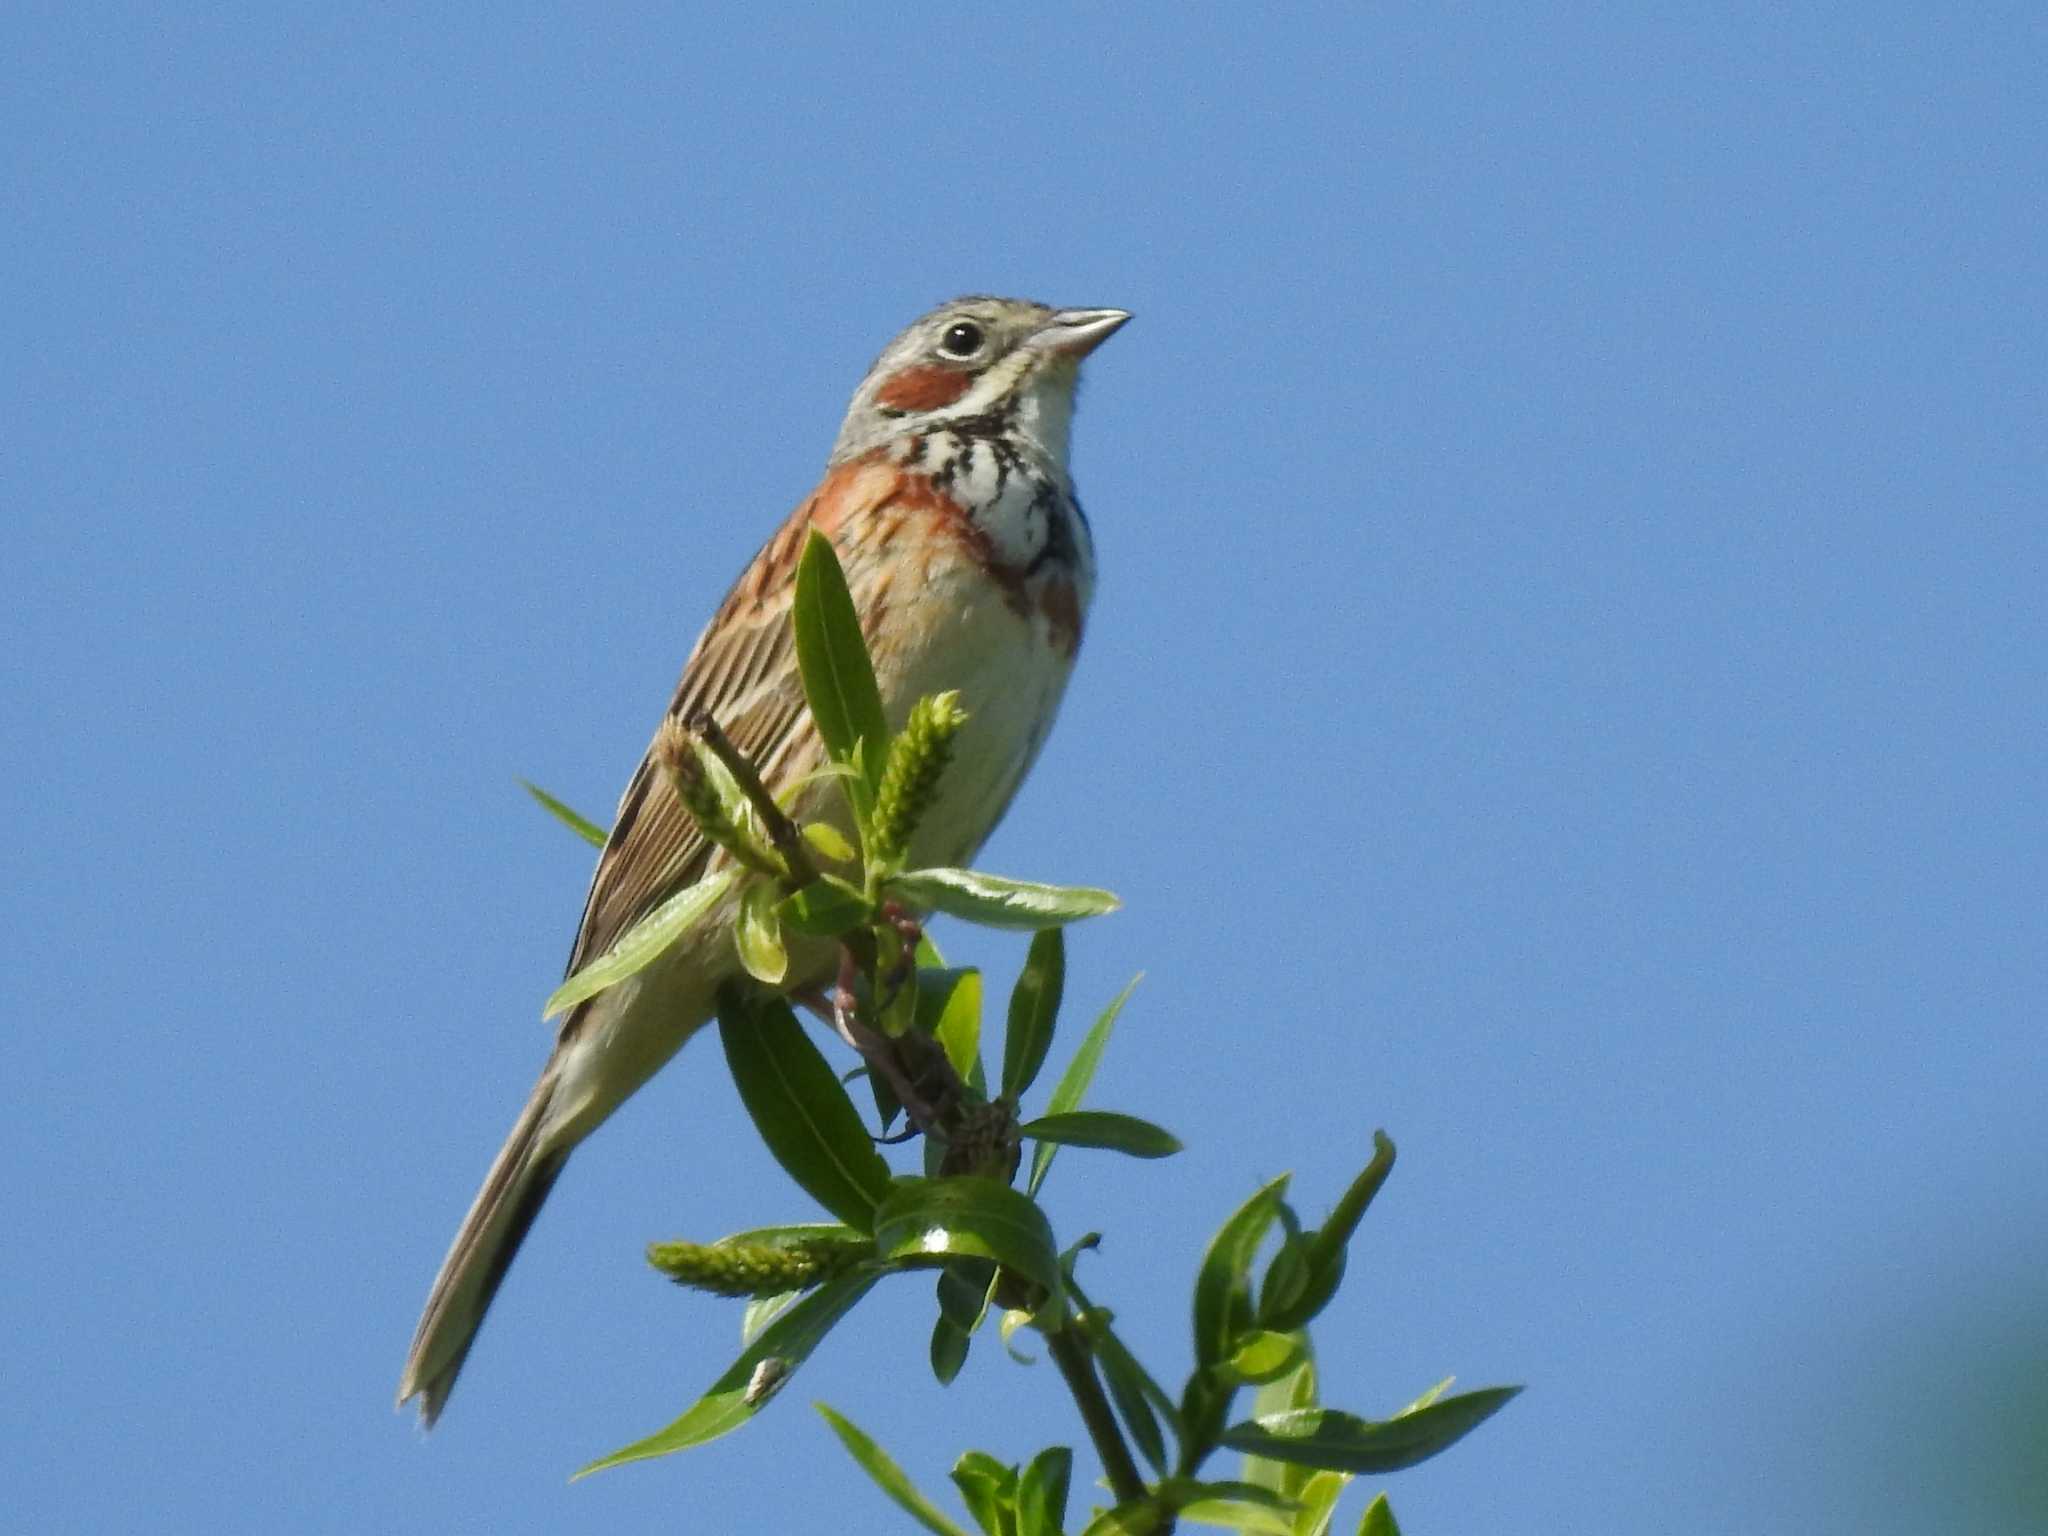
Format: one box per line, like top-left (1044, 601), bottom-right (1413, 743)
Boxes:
top-left (654, 714), bottom-right (783, 877)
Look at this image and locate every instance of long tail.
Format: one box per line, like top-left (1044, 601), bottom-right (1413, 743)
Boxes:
top-left (398, 1067), bottom-right (570, 1427)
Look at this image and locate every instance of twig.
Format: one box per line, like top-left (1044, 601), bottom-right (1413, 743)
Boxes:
top-left (686, 709), bottom-right (821, 888)
top-left (827, 948), bottom-right (945, 1128)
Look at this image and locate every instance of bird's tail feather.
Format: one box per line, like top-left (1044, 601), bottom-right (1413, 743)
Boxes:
top-left (398, 1069), bottom-right (569, 1427)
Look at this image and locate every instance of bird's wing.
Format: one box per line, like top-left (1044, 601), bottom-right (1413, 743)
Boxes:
top-left (558, 461), bottom-right (901, 989)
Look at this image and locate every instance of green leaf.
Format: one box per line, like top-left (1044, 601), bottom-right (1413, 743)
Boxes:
top-left (873, 1177), bottom-right (1063, 1301)
top-left (575, 1270), bottom-right (879, 1474)
top-left (887, 868), bottom-right (1121, 930)
top-left (1356, 1494), bottom-right (1401, 1536)
top-left (950, 1451), bottom-right (1016, 1536)
top-left (1078, 1504), bottom-right (1166, 1536)
top-left (1288, 1471), bottom-right (1350, 1536)
top-left (935, 1260), bottom-right (999, 1330)
top-left (777, 874), bottom-right (872, 936)
top-left (929, 1262), bottom-right (996, 1387)
top-left (1078, 1503), bottom-right (1168, 1536)
top-left (918, 967), bottom-right (985, 1087)
top-left (1244, 1351), bottom-right (1319, 1499)
top-left (1016, 1446), bottom-right (1073, 1536)
top-left (718, 989), bottom-right (894, 1231)
top-left (543, 867), bottom-right (736, 1019)
top-left (1028, 974), bottom-right (1142, 1197)
top-left (1164, 1478), bottom-right (1300, 1534)
top-left (1217, 1389), bottom-right (1522, 1474)
top-left (740, 1289), bottom-right (801, 1347)
top-left (1070, 1285), bottom-right (1178, 1474)
top-left (1225, 1330), bottom-right (1304, 1386)
top-left (997, 1306), bottom-right (1039, 1363)
top-left (1021, 1110), bottom-right (1183, 1160)
top-left (794, 529), bottom-right (889, 814)
top-left (734, 881), bottom-right (788, 984)
top-left (929, 1314), bottom-right (970, 1387)
top-left (1096, 1340), bottom-right (1168, 1474)
top-left (817, 1403), bottom-right (972, 1536)
top-left (1396, 1377), bottom-right (1453, 1417)
top-left (1194, 1176), bottom-right (1289, 1370)
top-left (1001, 928), bottom-right (1064, 1099)
top-left (1264, 1134), bottom-right (1396, 1331)
top-left (802, 819), bottom-right (858, 863)
top-left (518, 778), bottom-right (607, 847)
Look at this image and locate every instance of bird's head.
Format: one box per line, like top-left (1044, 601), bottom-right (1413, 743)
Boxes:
top-left (831, 296), bottom-right (1129, 468)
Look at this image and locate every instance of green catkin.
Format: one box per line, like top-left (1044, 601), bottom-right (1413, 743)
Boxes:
top-left (870, 692), bottom-right (968, 863)
top-left (646, 1234), bottom-right (873, 1297)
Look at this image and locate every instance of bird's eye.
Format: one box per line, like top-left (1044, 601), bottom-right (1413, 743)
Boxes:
top-left (937, 320), bottom-right (986, 359)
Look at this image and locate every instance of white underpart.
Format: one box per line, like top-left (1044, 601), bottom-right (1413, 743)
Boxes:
top-left (887, 551), bottom-right (1082, 870)
top-left (925, 358), bottom-right (1096, 607)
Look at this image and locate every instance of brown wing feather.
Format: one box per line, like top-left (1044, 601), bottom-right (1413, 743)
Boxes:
top-left (557, 460), bottom-right (904, 993)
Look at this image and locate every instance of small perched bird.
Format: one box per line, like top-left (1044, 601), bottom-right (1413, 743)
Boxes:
top-left (399, 297), bottom-right (1129, 1426)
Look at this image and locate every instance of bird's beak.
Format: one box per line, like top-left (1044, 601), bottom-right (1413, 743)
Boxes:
top-left (1030, 307), bottom-right (1132, 359)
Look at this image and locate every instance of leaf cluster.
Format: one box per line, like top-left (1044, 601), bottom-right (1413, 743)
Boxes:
top-left (520, 534), bottom-right (1516, 1533)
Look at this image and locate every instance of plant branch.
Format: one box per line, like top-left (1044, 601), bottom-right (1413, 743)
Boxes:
top-left (825, 949), bottom-right (949, 1129)
top-left (686, 708), bottom-right (821, 888)
top-left (1046, 1323), bottom-right (1152, 1515)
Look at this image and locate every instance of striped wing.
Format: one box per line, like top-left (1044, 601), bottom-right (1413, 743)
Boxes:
top-left (557, 467), bottom-right (893, 994)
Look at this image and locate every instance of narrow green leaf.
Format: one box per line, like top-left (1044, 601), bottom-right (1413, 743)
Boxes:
top-left (1095, 1327), bottom-right (1170, 1474)
top-left (1072, 1277), bottom-right (1184, 1459)
top-left (930, 1314), bottom-right (970, 1386)
top-left (935, 1261), bottom-right (999, 1330)
top-left (1226, 1330), bottom-right (1304, 1386)
top-left (1001, 928), bottom-right (1064, 1099)
top-left (888, 867), bottom-right (1121, 930)
top-left (1078, 1504), bottom-right (1166, 1536)
top-left (1356, 1494), bottom-right (1401, 1536)
top-left (929, 1262), bottom-right (996, 1387)
top-left (873, 1177), bottom-right (1063, 1300)
top-left (1078, 1502), bottom-right (1168, 1536)
top-left (518, 779), bottom-right (607, 847)
top-left (817, 1403), bottom-right (972, 1536)
top-left (777, 874), bottom-right (872, 936)
top-left (734, 881), bottom-right (788, 984)
top-left (1245, 1351), bottom-right (1319, 1500)
top-left (1016, 1446), bottom-right (1073, 1536)
top-left (1028, 974), bottom-right (1142, 1196)
top-left (1021, 1110), bottom-right (1183, 1159)
top-left (718, 989), bottom-right (894, 1231)
top-left (997, 1306), bottom-right (1039, 1363)
top-left (543, 867), bottom-right (735, 1019)
top-left (575, 1270), bottom-right (879, 1474)
top-left (1288, 1471), bottom-right (1350, 1536)
top-left (1217, 1389), bottom-right (1522, 1475)
top-left (802, 819), bottom-right (858, 863)
top-left (741, 1289), bottom-right (801, 1347)
top-left (1396, 1377), bottom-right (1453, 1417)
top-left (794, 529), bottom-right (889, 810)
top-left (1194, 1176), bottom-right (1289, 1370)
top-left (1264, 1133), bottom-right (1397, 1331)
top-left (1165, 1477), bottom-right (1300, 1534)
top-left (950, 1452), bottom-right (1016, 1536)
top-left (918, 967), bottom-right (985, 1086)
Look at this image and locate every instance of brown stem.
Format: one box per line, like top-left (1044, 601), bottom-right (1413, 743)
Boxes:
top-left (827, 948), bottom-right (946, 1128)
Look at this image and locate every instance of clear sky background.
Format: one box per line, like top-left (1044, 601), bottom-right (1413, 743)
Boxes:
top-left (7, 6), bottom-right (2044, 1533)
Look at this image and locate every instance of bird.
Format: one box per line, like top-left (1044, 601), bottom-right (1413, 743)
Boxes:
top-left (398, 296), bottom-right (1130, 1426)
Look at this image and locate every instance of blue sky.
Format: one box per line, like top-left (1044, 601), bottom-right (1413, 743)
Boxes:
top-left (7, 5), bottom-right (2044, 1532)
